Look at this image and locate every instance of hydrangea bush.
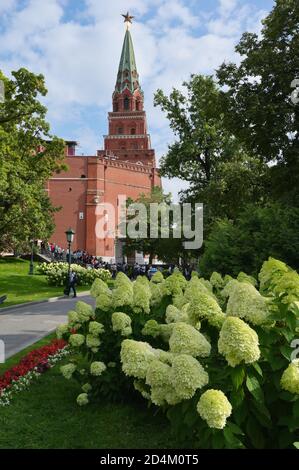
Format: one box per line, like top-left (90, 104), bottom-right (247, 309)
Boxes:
top-left (58, 260), bottom-right (299, 449)
top-left (37, 262), bottom-right (111, 286)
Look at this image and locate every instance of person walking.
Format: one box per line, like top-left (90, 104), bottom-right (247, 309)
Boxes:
top-left (68, 270), bottom-right (78, 298)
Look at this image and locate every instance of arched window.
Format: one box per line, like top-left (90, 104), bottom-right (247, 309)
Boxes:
top-left (131, 128), bottom-right (136, 135)
top-left (136, 100), bottom-right (140, 111)
top-left (113, 101), bottom-right (119, 112)
top-left (118, 127), bottom-right (123, 135)
top-left (124, 96), bottom-right (129, 110)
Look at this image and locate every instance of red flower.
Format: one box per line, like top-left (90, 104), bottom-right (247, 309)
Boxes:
top-left (0, 339), bottom-right (67, 392)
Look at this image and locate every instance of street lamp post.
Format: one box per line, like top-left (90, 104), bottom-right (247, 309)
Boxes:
top-left (29, 240), bottom-right (34, 275)
top-left (64, 228), bottom-right (75, 295)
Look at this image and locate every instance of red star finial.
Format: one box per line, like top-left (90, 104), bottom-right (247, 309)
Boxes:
top-left (122, 12), bottom-right (134, 24)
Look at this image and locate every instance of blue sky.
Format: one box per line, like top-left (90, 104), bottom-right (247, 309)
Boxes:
top-left (0, 0), bottom-right (275, 199)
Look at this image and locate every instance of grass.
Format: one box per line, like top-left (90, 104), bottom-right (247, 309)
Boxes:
top-left (0, 335), bottom-right (177, 449)
top-left (0, 257), bottom-right (89, 308)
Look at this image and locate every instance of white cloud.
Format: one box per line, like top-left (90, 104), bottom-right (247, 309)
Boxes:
top-left (0, 0), bottom-right (269, 200)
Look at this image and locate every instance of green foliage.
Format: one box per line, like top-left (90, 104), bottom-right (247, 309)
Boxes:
top-left (58, 259), bottom-right (299, 449)
top-left (0, 68), bottom-right (66, 252)
top-left (217, 0), bottom-right (299, 205)
top-left (58, 272), bottom-right (174, 402)
top-left (36, 262), bottom-right (111, 286)
top-left (199, 204), bottom-right (299, 277)
top-left (154, 74), bottom-right (268, 223)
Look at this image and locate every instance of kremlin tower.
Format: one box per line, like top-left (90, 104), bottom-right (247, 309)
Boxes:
top-left (47, 14), bottom-right (161, 261)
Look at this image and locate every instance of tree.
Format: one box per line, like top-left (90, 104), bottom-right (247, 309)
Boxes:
top-left (0, 68), bottom-right (66, 252)
top-left (217, 0), bottom-right (299, 204)
top-left (154, 75), bottom-right (268, 224)
top-left (122, 187), bottom-right (196, 265)
top-left (199, 203), bottom-right (299, 277)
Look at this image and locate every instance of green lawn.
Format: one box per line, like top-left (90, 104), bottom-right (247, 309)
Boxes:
top-left (0, 257), bottom-right (89, 308)
top-left (0, 335), bottom-right (176, 449)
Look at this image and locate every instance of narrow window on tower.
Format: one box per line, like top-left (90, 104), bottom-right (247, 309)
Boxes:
top-left (131, 128), bottom-right (136, 135)
top-left (118, 127), bottom-right (123, 135)
top-left (136, 100), bottom-right (140, 111)
top-left (124, 96), bottom-right (129, 110)
top-left (113, 101), bottom-right (119, 112)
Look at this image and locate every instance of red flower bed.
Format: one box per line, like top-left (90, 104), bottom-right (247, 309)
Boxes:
top-left (0, 339), bottom-right (67, 392)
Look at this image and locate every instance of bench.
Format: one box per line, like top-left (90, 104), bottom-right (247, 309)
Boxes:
top-left (0, 295), bottom-right (7, 304)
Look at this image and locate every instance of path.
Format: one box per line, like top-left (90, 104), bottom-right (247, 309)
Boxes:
top-left (0, 295), bottom-right (94, 360)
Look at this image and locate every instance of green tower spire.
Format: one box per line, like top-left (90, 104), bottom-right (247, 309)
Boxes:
top-left (114, 29), bottom-right (142, 95)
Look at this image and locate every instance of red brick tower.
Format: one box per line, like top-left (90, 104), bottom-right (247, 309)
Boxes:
top-left (98, 19), bottom-right (155, 166)
top-left (48, 14), bottom-right (161, 261)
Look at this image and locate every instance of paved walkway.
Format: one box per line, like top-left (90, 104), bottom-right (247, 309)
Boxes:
top-left (0, 295), bottom-right (94, 360)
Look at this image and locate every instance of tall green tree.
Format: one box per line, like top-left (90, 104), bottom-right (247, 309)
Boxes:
top-left (122, 187), bottom-right (196, 265)
top-left (0, 68), bottom-right (66, 252)
top-left (154, 75), bottom-right (268, 224)
top-left (217, 0), bottom-right (299, 204)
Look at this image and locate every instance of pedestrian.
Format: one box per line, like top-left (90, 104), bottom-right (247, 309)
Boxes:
top-left (68, 270), bottom-right (78, 298)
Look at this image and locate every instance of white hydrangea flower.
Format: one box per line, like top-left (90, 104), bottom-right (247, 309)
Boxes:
top-left (197, 389), bottom-right (232, 429)
top-left (218, 316), bottom-right (260, 367)
top-left (60, 363), bottom-right (76, 380)
top-left (170, 354), bottom-right (209, 400)
top-left (90, 361), bottom-right (106, 376)
top-left (169, 322), bottom-right (211, 358)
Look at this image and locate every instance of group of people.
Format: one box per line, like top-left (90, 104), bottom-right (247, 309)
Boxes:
top-left (41, 242), bottom-right (65, 261)
top-left (41, 241), bottom-right (195, 281)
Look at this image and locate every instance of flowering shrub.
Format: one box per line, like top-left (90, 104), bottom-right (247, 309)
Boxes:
top-left (59, 259), bottom-right (299, 449)
top-left (36, 262), bottom-right (111, 286)
top-left (0, 339), bottom-right (68, 406)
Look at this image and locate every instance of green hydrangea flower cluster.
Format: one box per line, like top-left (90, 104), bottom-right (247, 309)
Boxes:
top-left (220, 279), bottom-right (239, 299)
top-left (60, 363), bottom-right (76, 380)
top-left (86, 334), bottom-right (101, 350)
top-left (69, 334), bottom-right (85, 348)
top-left (149, 282), bottom-right (164, 306)
top-left (76, 301), bottom-right (94, 322)
top-left (226, 282), bottom-right (270, 326)
top-left (199, 278), bottom-right (213, 293)
top-left (273, 271), bottom-right (299, 305)
top-left (197, 389), bottom-right (232, 429)
top-left (67, 310), bottom-right (80, 329)
top-left (218, 317), bottom-right (260, 367)
top-left (133, 277), bottom-right (151, 314)
top-left (210, 272), bottom-right (225, 290)
top-left (112, 272), bottom-right (134, 309)
top-left (77, 393), bottom-right (89, 406)
top-left (259, 257), bottom-right (290, 294)
top-left (165, 304), bottom-right (189, 324)
top-left (82, 383), bottom-right (92, 393)
top-left (237, 272), bottom-right (257, 287)
top-left (169, 322), bottom-right (211, 358)
top-left (170, 354), bottom-right (209, 400)
top-left (280, 360), bottom-right (299, 395)
top-left (112, 312), bottom-right (132, 336)
top-left (90, 361), bottom-right (106, 376)
top-left (56, 323), bottom-right (69, 339)
top-left (90, 278), bottom-right (110, 298)
top-left (187, 290), bottom-right (225, 329)
top-left (163, 272), bottom-right (187, 297)
top-left (121, 340), bottom-right (209, 406)
top-left (121, 340), bottom-right (157, 379)
top-left (184, 277), bottom-right (212, 301)
top-left (151, 271), bottom-right (164, 284)
top-left (142, 319), bottom-right (162, 338)
top-left (89, 321), bottom-right (104, 336)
